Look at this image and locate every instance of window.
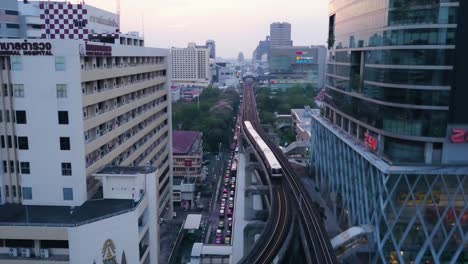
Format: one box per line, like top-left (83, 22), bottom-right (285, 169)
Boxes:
top-left (17, 136), bottom-right (29, 150)
top-left (3, 161), bottom-right (7, 173)
top-left (22, 187), bottom-right (32, 200)
top-left (13, 84), bottom-right (24, 98)
top-left (60, 137), bottom-right (70, 150)
top-left (20, 162), bottom-right (30, 174)
top-left (56, 84), bottom-right (67, 98)
top-left (5, 10), bottom-right (19, 16)
top-left (58, 111), bottom-right (69, 125)
top-left (6, 23), bottom-right (20, 29)
top-left (61, 162), bottom-right (72, 176)
top-left (0, 136), bottom-right (4, 148)
top-left (5, 110), bottom-right (10, 123)
top-left (11, 56), bottom-right (22, 71)
top-left (7, 136), bottom-right (12, 148)
top-left (15, 111), bottom-right (26, 124)
top-left (12, 185), bottom-right (16, 197)
top-left (63, 188), bottom-right (73, 200)
top-left (55, 56), bottom-right (65, 71)
top-left (9, 161), bottom-right (14, 173)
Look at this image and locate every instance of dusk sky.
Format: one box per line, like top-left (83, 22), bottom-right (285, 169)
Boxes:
top-left (85, 0), bottom-right (329, 58)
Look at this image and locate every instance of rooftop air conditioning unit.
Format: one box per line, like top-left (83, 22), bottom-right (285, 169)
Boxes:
top-left (8, 248), bottom-right (18, 257)
top-left (20, 248), bottom-right (31, 258)
top-left (39, 248), bottom-right (50, 259)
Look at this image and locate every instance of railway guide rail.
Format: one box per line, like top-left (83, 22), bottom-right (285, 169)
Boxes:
top-left (240, 81), bottom-right (338, 264)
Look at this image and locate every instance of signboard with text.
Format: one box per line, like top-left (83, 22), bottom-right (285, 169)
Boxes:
top-left (81, 43), bottom-right (112, 56)
top-left (364, 132), bottom-right (378, 151)
top-left (0, 41), bottom-right (53, 56)
top-left (450, 128), bottom-right (468, 143)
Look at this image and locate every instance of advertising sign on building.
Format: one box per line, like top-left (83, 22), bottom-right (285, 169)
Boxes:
top-left (450, 128), bottom-right (468, 143)
top-left (364, 132), bottom-right (378, 151)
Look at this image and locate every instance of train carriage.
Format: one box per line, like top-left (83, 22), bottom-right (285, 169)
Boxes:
top-left (244, 121), bottom-right (283, 177)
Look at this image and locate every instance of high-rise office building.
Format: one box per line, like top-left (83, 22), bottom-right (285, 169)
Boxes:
top-left (311, 0), bottom-right (467, 263)
top-left (171, 43), bottom-right (211, 87)
top-left (0, 2), bottom-right (172, 263)
top-left (270, 22), bottom-right (292, 47)
top-left (0, 0), bottom-right (21, 38)
top-left (206, 39), bottom-right (216, 59)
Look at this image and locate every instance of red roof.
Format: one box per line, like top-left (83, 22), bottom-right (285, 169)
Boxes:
top-left (172, 131), bottom-right (201, 154)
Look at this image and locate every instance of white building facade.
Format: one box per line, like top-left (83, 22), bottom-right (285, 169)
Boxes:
top-left (0, 39), bottom-right (172, 214)
top-left (0, 3), bottom-right (173, 263)
top-left (0, 166), bottom-right (159, 264)
top-left (171, 43), bottom-right (211, 88)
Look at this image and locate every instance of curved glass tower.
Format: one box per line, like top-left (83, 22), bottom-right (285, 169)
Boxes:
top-left (310, 0), bottom-right (468, 263)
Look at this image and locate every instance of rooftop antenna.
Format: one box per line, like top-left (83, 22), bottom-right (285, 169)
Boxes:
top-left (116, 0), bottom-right (121, 31)
top-left (142, 12), bottom-right (145, 38)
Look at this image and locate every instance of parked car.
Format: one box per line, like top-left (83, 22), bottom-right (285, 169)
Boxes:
top-left (219, 209), bottom-right (225, 216)
top-left (224, 236), bottom-right (231, 244)
top-left (215, 236), bottom-right (222, 244)
top-left (218, 221), bottom-right (224, 228)
top-left (216, 229), bottom-right (222, 235)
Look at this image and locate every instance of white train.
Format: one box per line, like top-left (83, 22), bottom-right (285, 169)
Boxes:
top-left (244, 121), bottom-right (283, 177)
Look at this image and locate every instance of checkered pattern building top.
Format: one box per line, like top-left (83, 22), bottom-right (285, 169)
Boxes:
top-left (38, 2), bottom-right (119, 41)
top-left (39, 2), bottom-right (89, 39)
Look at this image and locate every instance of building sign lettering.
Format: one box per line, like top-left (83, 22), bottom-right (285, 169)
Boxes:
top-left (364, 132), bottom-right (378, 151)
top-left (295, 56), bottom-right (314, 64)
top-left (450, 128), bottom-right (468, 143)
top-left (89, 15), bottom-right (119, 28)
top-left (84, 43), bottom-right (112, 56)
top-left (0, 41), bottom-right (53, 56)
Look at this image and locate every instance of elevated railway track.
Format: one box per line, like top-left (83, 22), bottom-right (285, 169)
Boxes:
top-left (239, 82), bottom-right (338, 264)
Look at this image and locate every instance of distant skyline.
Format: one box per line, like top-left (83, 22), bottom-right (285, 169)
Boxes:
top-left (84, 0), bottom-right (329, 58)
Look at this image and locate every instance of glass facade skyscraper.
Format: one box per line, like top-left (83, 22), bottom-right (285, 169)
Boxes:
top-left (310, 0), bottom-right (468, 263)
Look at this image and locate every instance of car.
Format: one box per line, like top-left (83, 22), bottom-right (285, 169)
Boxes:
top-left (229, 197), bottom-right (234, 202)
top-left (220, 205), bottom-right (225, 211)
top-left (226, 229), bottom-right (232, 236)
top-left (224, 236), bottom-right (231, 244)
top-left (222, 193), bottom-right (228, 199)
top-left (229, 202), bottom-right (234, 209)
top-left (216, 229), bottom-right (222, 235)
top-left (223, 188), bottom-right (228, 193)
top-left (227, 217), bottom-right (233, 222)
top-left (230, 190), bottom-right (235, 196)
top-left (219, 209), bottom-right (225, 216)
top-left (224, 178), bottom-right (230, 183)
top-left (230, 184), bottom-right (235, 189)
top-left (218, 221), bottom-right (224, 228)
top-left (228, 222), bottom-right (232, 229)
top-left (227, 209), bottom-right (233, 217)
top-left (215, 236), bottom-right (222, 244)
top-left (224, 182), bottom-right (229, 187)
top-left (221, 201), bottom-right (226, 207)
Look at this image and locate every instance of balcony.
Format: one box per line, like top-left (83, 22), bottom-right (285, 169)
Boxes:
top-left (81, 63), bottom-right (166, 82)
top-left (0, 247), bottom-right (69, 263)
top-left (82, 77), bottom-right (167, 107)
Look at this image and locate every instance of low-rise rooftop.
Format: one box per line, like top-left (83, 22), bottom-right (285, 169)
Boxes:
top-left (173, 131), bottom-right (202, 155)
top-left (0, 198), bottom-right (136, 227)
top-left (94, 166), bottom-right (157, 175)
